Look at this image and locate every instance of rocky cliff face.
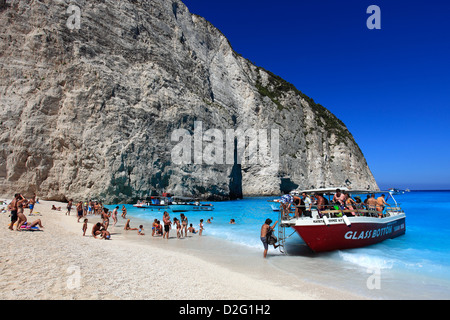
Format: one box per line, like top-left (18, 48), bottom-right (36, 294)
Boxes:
top-left (0, 0), bottom-right (378, 203)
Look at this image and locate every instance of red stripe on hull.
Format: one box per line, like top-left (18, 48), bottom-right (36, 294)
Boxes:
top-left (293, 217), bottom-right (406, 252)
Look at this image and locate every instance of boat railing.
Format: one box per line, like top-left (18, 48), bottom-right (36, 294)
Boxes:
top-left (279, 203), bottom-right (403, 220)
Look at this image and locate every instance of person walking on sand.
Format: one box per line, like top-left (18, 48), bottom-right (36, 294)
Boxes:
top-left (8, 194), bottom-right (21, 230)
top-left (261, 219), bottom-right (278, 258)
top-left (163, 211), bottom-right (171, 239)
top-left (28, 196), bottom-right (35, 215)
top-left (66, 199), bottom-right (73, 216)
top-left (76, 201), bottom-right (83, 222)
top-left (82, 219), bottom-right (88, 236)
top-left (111, 206), bottom-right (119, 227)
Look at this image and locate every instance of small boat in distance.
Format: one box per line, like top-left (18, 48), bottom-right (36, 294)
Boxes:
top-left (277, 188), bottom-right (406, 253)
top-left (389, 188), bottom-right (405, 195)
top-left (169, 196), bottom-right (214, 212)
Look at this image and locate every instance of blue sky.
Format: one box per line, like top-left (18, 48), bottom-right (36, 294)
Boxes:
top-left (183, 0), bottom-right (450, 190)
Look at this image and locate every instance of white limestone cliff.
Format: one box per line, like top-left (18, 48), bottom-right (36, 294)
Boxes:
top-left (0, 0), bottom-right (378, 203)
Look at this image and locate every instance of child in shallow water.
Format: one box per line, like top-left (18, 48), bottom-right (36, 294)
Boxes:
top-left (174, 217), bottom-right (181, 238)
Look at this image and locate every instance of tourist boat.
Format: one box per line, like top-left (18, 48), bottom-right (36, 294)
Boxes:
top-left (169, 196), bottom-right (214, 212)
top-left (278, 188), bottom-right (406, 253)
top-left (133, 194), bottom-right (171, 211)
top-left (389, 188), bottom-right (405, 195)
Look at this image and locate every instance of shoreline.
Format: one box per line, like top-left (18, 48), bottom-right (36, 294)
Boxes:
top-left (0, 200), bottom-right (367, 300)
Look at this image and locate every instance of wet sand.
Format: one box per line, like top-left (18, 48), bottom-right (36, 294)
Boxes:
top-left (0, 200), bottom-right (366, 300)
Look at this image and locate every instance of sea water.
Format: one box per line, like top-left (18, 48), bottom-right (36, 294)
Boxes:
top-left (107, 190), bottom-right (450, 299)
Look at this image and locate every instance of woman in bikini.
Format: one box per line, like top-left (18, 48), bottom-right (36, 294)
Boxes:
top-left (180, 213), bottom-right (188, 238)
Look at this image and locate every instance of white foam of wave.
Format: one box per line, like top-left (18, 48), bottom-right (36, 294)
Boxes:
top-left (206, 226), bottom-right (262, 251)
top-left (338, 251), bottom-right (396, 270)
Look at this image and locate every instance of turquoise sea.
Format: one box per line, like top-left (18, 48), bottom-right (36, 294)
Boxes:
top-left (107, 190), bottom-right (450, 299)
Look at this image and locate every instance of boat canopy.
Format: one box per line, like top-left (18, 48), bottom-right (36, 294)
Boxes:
top-left (172, 196), bottom-right (197, 201)
top-left (296, 188), bottom-right (389, 195)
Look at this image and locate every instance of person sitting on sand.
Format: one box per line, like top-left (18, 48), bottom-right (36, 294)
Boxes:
top-left (124, 219), bottom-right (138, 231)
top-left (21, 219), bottom-right (44, 230)
top-left (156, 220), bottom-right (163, 236)
top-left (92, 222), bottom-right (110, 239)
top-left (51, 205), bottom-right (61, 211)
top-left (188, 223), bottom-right (197, 234)
top-left (138, 225), bottom-right (145, 236)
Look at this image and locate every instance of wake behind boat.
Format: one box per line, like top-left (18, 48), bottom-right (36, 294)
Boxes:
top-left (277, 188), bottom-right (406, 253)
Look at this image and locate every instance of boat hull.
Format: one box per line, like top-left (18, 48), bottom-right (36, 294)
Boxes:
top-left (292, 214), bottom-right (406, 252)
top-left (170, 204), bottom-right (214, 212)
top-left (133, 204), bottom-right (169, 211)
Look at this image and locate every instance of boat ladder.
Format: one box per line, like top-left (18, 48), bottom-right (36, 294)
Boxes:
top-left (277, 222), bottom-right (286, 254)
top-left (276, 211), bottom-right (297, 255)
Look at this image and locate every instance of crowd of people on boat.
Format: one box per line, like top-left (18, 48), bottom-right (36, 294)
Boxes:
top-left (280, 189), bottom-right (391, 219)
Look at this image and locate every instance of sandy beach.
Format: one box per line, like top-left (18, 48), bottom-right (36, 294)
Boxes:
top-left (0, 199), bottom-right (366, 300)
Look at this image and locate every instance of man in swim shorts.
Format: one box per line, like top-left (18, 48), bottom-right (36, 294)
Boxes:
top-left (8, 194), bottom-right (21, 230)
top-left (28, 197), bottom-right (35, 215)
top-left (163, 211), bottom-right (171, 239)
top-left (76, 201), bottom-right (83, 222)
top-left (260, 218), bottom-right (278, 258)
